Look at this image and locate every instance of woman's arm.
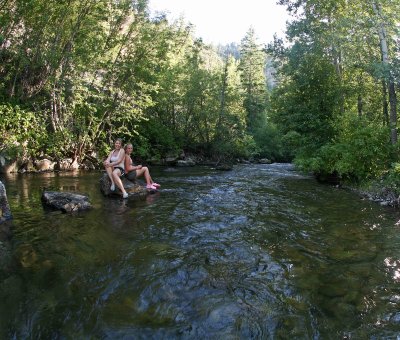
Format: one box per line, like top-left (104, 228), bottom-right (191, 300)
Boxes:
top-left (103, 151), bottom-right (112, 167)
top-left (124, 155), bottom-right (141, 172)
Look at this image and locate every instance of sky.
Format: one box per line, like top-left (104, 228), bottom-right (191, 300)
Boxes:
top-left (148, 0), bottom-right (290, 45)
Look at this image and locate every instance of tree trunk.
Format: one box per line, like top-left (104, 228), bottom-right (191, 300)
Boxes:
top-left (382, 80), bottom-right (389, 125)
top-left (372, 1), bottom-right (397, 144)
top-left (389, 81), bottom-right (397, 143)
top-left (357, 94), bottom-right (363, 118)
top-left (217, 58), bottom-right (228, 137)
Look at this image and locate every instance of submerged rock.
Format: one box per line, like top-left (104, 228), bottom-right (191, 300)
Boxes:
top-left (99, 173), bottom-right (151, 197)
top-left (41, 191), bottom-right (92, 213)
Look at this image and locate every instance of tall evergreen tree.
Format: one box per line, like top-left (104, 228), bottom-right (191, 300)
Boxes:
top-left (238, 28), bottom-right (268, 133)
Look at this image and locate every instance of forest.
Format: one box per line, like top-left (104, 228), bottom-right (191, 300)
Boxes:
top-left (0, 0), bottom-right (399, 188)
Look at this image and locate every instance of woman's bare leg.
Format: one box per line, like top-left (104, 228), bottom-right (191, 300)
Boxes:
top-left (136, 167), bottom-right (152, 185)
top-left (112, 169), bottom-right (128, 196)
top-left (105, 166), bottom-right (115, 187)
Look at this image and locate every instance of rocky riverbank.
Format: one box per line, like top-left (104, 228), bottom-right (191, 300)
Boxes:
top-left (352, 184), bottom-right (400, 207)
top-left (0, 151), bottom-right (273, 174)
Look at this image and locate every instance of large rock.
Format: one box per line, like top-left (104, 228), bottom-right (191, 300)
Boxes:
top-left (55, 158), bottom-right (74, 171)
top-left (99, 173), bottom-right (151, 197)
top-left (35, 159), bottom-right (56, 171)
top-left (176, 159), bottom-right (196, 167)
top-left (258, 158), bottom-right (272, 164)
top-left (80, 159), bottom-right (96, 170)
top-left (41, 191), bottom-right (92, 213)
top-left (165, 156), bottom-right (178, 165)
top-left (0, 181), bottom-right (12, 223)
top-left (0, 154), bottom-right (22, 173)
top-left (0, 181), bottom-right (13, 274)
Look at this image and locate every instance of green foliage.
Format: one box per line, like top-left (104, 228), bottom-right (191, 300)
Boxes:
top-left (252, 115), bottom-right (286, 161)
top-left (382, 161), bottom-right (400, 195)
top-left (136, 119), bottom-right (181, 159)
top-left (0, 104), bottom-right (46, 158)
top-left (295, 115), bottom-right (393, 181)
top-left (212, 134), bottom-right (258, 160)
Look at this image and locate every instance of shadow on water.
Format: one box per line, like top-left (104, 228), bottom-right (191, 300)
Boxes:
top-left (1, 165), bottom-right (400, 338)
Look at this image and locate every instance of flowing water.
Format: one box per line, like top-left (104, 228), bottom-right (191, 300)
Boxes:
top-left (1, 164), bottom-right (400, 339)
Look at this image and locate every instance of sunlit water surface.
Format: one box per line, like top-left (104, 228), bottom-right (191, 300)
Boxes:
top-left (1, 164), bottom-right (400, 338)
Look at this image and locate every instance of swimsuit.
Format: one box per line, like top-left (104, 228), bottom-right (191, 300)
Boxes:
top-left (124, 155), bottom-right (136, 181)
top-left (110, 150), bottom-right (125, 176)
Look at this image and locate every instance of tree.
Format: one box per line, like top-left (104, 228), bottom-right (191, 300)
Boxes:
top-left (238, 28), bottom-right (268, 133)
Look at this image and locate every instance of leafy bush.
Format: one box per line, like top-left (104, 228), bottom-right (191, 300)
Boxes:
top-left (295, 114), bottom-right (393, 182)
top-left (252, 116), bottom-right (280, 160)
top-left (0, 104), bottom-right (46, 159)
top-left (135, 119), bottom-right (181, 160)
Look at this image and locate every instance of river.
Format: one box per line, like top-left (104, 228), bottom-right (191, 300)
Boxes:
top-left (1, 163), bottom-right (400, 338)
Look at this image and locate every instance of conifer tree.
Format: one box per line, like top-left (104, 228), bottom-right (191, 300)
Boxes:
top-left (238, 28), bottom-right (268, 133)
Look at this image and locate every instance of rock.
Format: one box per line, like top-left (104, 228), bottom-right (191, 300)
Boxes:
top-left (176, 159), bottom-right (196, 167)
top-left (165, 156), bottom-right (178, 165)
top-left (35, 159), bottom-right (56, 171)
top-left (71, 158), bottom-right (80, 169)
top-left (258, 158), bottom-right (272, 164)
top-left (55, 158), bottom-right (74, 171)
top-left (0, 181), bottom-right (12, 223)
top-left (99, 173), bottom-right (151, 197)
top-left (0, 181), bottom-right (13, 274)
top-left (19, 160), bottom-right (36, 173)
top-left (80, 159), bottom-right (96, 170)
top-left (0, 154), bottom-right (22, 173)
top-left (41, 191), bottom-right (92, 213)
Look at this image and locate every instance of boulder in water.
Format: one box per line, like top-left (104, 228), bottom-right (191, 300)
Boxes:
top-left (99, 173), bottom-right (151, 197)
top-left (0, 181), bottom-right (13, 274)
top-left (177, 159), bottom-right (196, 167)
top-left (0, 180), bottom-right (12, 223)
top-left (41, 191), bottom-right (92, 213)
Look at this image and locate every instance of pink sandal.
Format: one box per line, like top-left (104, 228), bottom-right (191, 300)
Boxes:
top-left (152, 183), bottom-right (161, 188)
top-left (146, 184), bottom-right (157, 190)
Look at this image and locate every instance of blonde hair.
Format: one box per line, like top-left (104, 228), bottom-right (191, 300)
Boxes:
top-left (124, 143), bottom-right (133, 151)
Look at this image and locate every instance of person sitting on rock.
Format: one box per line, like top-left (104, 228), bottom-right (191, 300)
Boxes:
top-left (124, 143), bottom-right (160, 190)
top-left (103, 138), bottom-right (129, 198)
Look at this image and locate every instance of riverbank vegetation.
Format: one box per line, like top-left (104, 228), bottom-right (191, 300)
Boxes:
top-left (1, 0), bottom-right (400, 192)
top-left (270, 0), bottom-right (400, 196)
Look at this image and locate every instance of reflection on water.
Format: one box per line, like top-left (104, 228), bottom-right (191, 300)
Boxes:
top-left (1, 165), bottom-right (400, 338)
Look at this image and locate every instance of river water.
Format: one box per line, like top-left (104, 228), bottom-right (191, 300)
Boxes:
top-left (1, 164), bottom-right (400, 338)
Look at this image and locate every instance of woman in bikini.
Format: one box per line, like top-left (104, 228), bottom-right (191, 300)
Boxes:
top-left (124, 143), bottom-right (160, 190)
top-left (103, 138), bottom-right (129, 198)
